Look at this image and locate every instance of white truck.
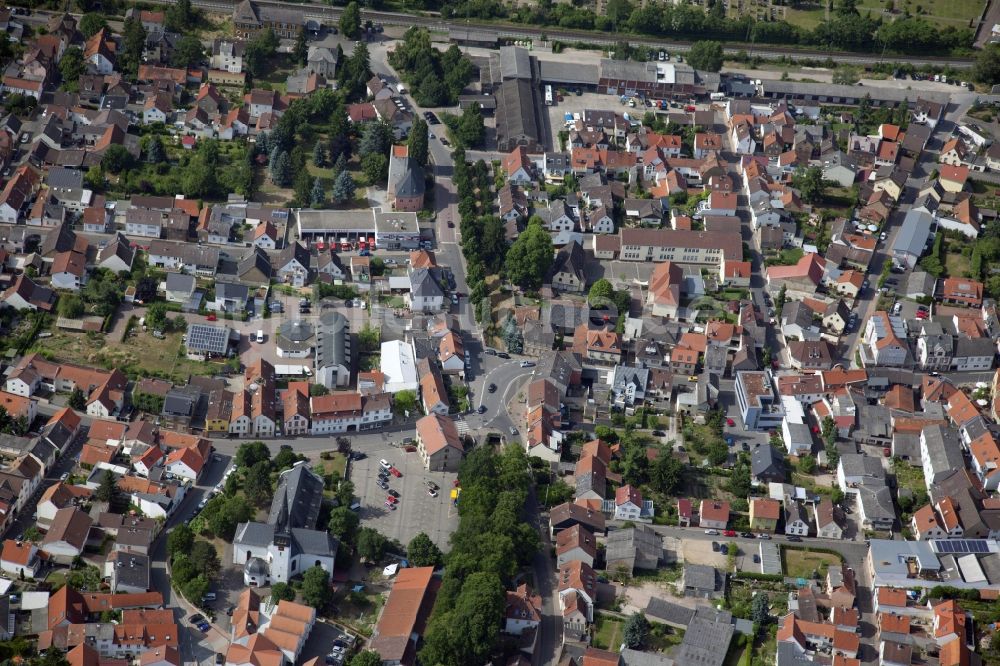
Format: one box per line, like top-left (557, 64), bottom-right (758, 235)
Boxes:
top-left (275, 364), bottom-right (313, 377)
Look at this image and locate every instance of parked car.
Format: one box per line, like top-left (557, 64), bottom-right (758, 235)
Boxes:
top-left (379, 459), bottom-right (391, 469)
top-left (388, 489), bottom-right (400, 498)
top-left (757, 533), bottom-right (771, 539)
top-left (704, 529), bottom-right (720, 535)
top-left (723, 530), bottom-right (736, 537)
top-left (520, 361), bottom-right (535, 368)
top-left (389, 466), bottom-right (402, 478)
top-left (428, 489), bottom-right (438, 497)
top-left (740, 532), bottom-right (754, 539)
top-left (711, 541), bottom-right (720, 551)
top-left (788, 535), bottom-right (803, 542)
top-left (497, 352), bottom-right (510, 359)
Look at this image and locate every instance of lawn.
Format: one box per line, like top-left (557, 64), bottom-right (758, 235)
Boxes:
top-left (784, 6), bottom-right (826, 29)
top-left (944, 250), bottom-right (972, 280)
top-left (856, 0), bottom-right (984, 24)
top-left (315, 453), bottom-right (349, 481)
top-left (782, 547), bottom-right (842, 579)
top-left (764, 247), bottom-right (804, 267)
top-left (33, 328), bottom-right (224, 384)
top-left (592, 614), bottom-right (624, 650)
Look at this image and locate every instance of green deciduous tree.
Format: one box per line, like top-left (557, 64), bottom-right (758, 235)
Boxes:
top-left (78, 14), bottom-right (107, 38)
top-left (273, 445), bottom-right (302, 471)
top-left (356, 527), bottom-right (388, 562)
top-left (167, 524), bottom-right (194, 560)
top-left (171, 35), bottom-right (205, 69)
top-left (407, 532), bottom-right (443, 567)
top-left (975, 44), bottom-right (1000, 87)
top-left (455, 103), bottom-right (485, 148)
top-left (236, 441), bottom-right (271, 468)
top-left (393, 390), bottom-right (418, 416)
top-left (362, 153), bottom-right (388, 186)
top-left (244, 461), bottom-right (274, 506)
top-left (588, 278), bottom-right (615, 307)
top-left (504, 219), bottom-right (553, 290)
top-left (101, 144), bottom-right (134, 174)
top-left (189, 540), bottom-right (221, 578)
top-left (58, 47), bottom-right (86, 90)
top-left (348, 651), bottom-right (382, 666)
top-left (203, 495), bottom-right (253, 541)
top-left (687, 40), bottom-right (724, 72)
top-left (328, 506), bottom-right (361, 543)
top-left (270, 582), bottom-right (296, 602)
top-left (301, 565), bottom-right (332, 608)
top-left (792, 165), bottom-right (826, 204)
top-left (339, 1), bottom-right (362, 39)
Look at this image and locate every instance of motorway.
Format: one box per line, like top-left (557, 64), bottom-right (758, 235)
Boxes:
top-left (137, 0), bottom-right (979, 66)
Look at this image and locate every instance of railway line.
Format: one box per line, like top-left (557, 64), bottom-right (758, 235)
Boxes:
top-left (147, 0), bottom-right (977, 67)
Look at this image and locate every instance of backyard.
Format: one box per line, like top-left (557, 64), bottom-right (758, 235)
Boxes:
top-left (781, 547), bottom-right (843, 579)
top-left (591, 613), bottom-right (624, 650)
top-left (31, 326), bottom-right (226, 384)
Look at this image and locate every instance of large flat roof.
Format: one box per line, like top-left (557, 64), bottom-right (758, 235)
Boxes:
top-left (296, 209), bottom-right (375, 234)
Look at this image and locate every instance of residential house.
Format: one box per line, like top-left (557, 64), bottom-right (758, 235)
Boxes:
top-left (415, 414), bottom-right (463, 472)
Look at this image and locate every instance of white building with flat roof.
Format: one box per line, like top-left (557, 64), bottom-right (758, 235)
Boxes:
top-left (380, 340), bottom-right (419, 394)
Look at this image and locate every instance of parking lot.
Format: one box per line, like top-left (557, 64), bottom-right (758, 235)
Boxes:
top-left (351, 447), bottom-right (459, 549)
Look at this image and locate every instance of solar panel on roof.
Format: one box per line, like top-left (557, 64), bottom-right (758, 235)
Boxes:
top-left (934, 539), bottom-right (991, 554)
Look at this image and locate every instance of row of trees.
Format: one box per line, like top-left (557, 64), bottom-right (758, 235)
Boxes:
top-left (418, 446), bottom-right (540, 666)
top-left (453, 150), bottom-right (509, 314)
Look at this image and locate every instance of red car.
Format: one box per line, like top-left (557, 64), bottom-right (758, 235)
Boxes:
top-left (685, 105), bottom-right (696, 112)
top-left (723, 530), bottom-right (736, 537)
top-left (385, 495), bottom-right (398, 504)
top-left (726, 418), bottom-right (735, 427)
top-left (389, 466), bottom-right (402, 478)
top-left (206, 313), bottom-right (217, 321)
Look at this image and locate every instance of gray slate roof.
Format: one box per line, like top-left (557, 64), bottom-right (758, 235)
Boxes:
top-left (269, 464), bottom-right (325, 530)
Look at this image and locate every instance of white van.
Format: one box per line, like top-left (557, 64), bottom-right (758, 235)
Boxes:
top-left (255, 330), bottom-right (264, 343)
